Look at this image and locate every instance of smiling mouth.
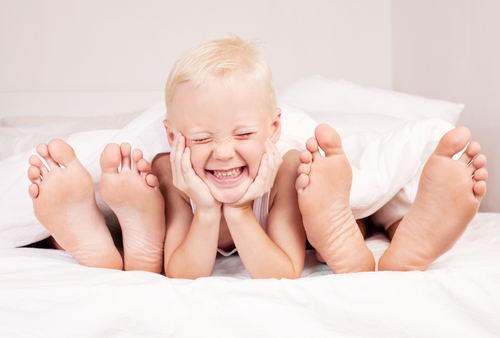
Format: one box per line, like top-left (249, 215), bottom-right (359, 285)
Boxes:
top-left (209, 167), bottom-right (243, 179)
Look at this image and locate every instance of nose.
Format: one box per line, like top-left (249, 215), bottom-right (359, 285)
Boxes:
top-left (213, 140), bottom-right (235, 160)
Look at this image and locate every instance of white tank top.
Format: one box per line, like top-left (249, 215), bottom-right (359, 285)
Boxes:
top-left (190, 192), bottom-right (270, 256)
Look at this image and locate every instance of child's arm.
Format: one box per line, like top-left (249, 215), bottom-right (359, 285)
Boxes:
top-left (153, 135), bottom-right (222, 279)
top-left (223, 145), bottom-right (306, 279)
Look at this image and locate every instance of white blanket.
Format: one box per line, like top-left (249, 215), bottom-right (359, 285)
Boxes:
top-left (0, 102), bottom-right (453, 247)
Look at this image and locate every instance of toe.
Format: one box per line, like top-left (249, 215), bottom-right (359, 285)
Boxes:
top-left (459, 141), bottom-right (480, 164)
top-left (37, 143), bottom-right (59, 169)
top-left (297, 162), bottom-right (311, 176)
top-left (295, 173), bottom-right (309, 192)
top-left (132, 148), bottom-right (144, 172)
top-left (299, 149), bottom-right (313, 164)
top-left (471, 153), bottom-right (487, 169)
top-left (473, 167), bottom-right (488, 182)
top-left (314, 124), bottom-right (344, 157)
top-left (28, 183), bottom-right (39, 199)
top-left (29, 154), bottom-right (49, 177)
top-left (435, 126), bottom-right (471, 158)
top-left (145, 174), bottom-right (159, 188)
top-left (120, 143), bottom-right (132, 170)
top-left (100, 143), bottom-right (121, 174)
top-left (28, 165), bottom-right (42, 184)
top-left (137, 158), bottom-right (152, 174)
top-left (36, 143), bottom-right (49, 158)
top-left (468, 154), bottom-right (487, 176)
top-left (305, 137), bottom-right (319, 155)
top-left (473, 181), bottom-right (487, 199)
top-left (47, 139), bottom-right (78, 168)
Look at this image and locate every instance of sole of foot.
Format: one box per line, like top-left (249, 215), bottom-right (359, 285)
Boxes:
top-left (100, 142), bottom-right (166, 273)
top-left (28, 139), bottom-right (123, 269)
top-left (379, 126), bottom-right (488, 271)
top-left (296, 124), bottom-right (375, 273)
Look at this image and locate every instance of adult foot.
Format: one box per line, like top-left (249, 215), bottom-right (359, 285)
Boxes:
top-left (379, 127), bottom-right (488, 271)
top-left (28, 139), bottom-right (123, 269)
top-left (296, 124), bottom-right (375, 273)
top-left (100, 143), bottom-right (165, 273)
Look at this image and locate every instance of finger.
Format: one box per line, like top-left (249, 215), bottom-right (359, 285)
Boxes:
top-left (265, 142), bottom-right (277, 189)
top-left (265, 141), bottom-right (282, 189)
top-left (180, 146), bottom-right (195, 181)
top-left (264, 142), bottom-right (275, 174)
top-left (170, 134), bottom-right (180, 187)
top-left (270, 141), bottom-right (283, 171)
top-left (170, 133), bottom-right (184, 185)
top-left (254, 152), bottom-right (270, 195)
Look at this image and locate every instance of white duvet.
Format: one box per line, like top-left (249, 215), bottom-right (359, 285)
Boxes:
top-left (0, 101), bottom-right (452, 247)
top-left (1, 76), bottom-right (499, 337)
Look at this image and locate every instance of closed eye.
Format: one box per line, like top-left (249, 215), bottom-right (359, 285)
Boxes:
top-left (191, 138), bottom-right (211, 143)
top-left (235, 133), bottom-right (253, 139)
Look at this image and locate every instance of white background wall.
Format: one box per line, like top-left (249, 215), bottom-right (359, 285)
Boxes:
top-left (0, 0), bottom-right (392, 92)
top-left (392, 0), bottom-right (499, 212)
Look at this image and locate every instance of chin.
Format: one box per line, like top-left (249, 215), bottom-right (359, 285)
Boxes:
top-left (210, 186), bottom-right (249, 204)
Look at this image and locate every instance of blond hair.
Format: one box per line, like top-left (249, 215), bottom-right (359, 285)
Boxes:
top-left (165, 35), bottom-right (276, 117)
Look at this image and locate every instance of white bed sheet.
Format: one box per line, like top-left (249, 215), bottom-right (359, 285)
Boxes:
top-left (1, 213), bottom-right (499, 337)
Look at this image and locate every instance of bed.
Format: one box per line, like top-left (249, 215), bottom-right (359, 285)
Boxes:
top-left (1, 75), bottom-right (500, 337)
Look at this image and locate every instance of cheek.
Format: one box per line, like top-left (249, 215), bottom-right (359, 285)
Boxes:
top-left (246, 143), bottom-right (266, 177)
top-left (188, 147), bottom-right (209, 175)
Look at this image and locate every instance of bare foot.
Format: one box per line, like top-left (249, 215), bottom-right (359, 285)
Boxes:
top-left (28, 139), bottom-right (123, 269)
top-left (379, 127), bottom-right (488, 271)
top-left (100, 143), bottom-right (166, 273)
top-left (296, 124), bottom-right (375, 273)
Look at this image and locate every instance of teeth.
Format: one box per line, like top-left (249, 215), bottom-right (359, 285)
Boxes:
top-left (212, 167), bottom-right (242, 178)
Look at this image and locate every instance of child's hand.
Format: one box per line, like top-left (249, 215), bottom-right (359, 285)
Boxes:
top-left (170, 133), bottom-right (221, 210)
top-left (225, 140), bottom-right (282, 210)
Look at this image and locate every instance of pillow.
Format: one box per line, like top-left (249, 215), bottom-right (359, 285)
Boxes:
top-left (1, 109), bottom-right (143, 129)
top-left (277, 75), bottom-right (464, 125)
top-left (0, 110), bottom-right (143, 161)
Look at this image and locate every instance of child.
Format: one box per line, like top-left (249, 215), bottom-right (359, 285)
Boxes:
top-left (152, 36), bottom-right (305, 279)
top-left (27, 35), bottom-right (306, 279)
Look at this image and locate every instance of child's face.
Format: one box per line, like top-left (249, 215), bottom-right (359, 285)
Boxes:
top-left (165, 77), bottom-right (281, 204)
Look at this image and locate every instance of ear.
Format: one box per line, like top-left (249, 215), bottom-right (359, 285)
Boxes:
top-left (268, 107), bottom-right (282, 144)
top-left (163, 119), bottom-right (176, 147)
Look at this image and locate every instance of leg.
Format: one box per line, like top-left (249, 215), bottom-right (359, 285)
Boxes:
top-left (296, 124), bottom-right (375, 273)
top-left (378, 127), bottom-right (488, 271)
top-left (28, 139), bottom-right (123, 269)
top-left (100, 143), bottom-right (166, 273)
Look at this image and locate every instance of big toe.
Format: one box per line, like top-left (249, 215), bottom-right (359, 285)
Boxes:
top-left (47, 139), bottom-right (78, 167)
top-left (100, 143), bottom-right (121, 174)
top-left (315, 124), bottom-right (344, 157)
top-left (435, 126), bottom-right (471, 158)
